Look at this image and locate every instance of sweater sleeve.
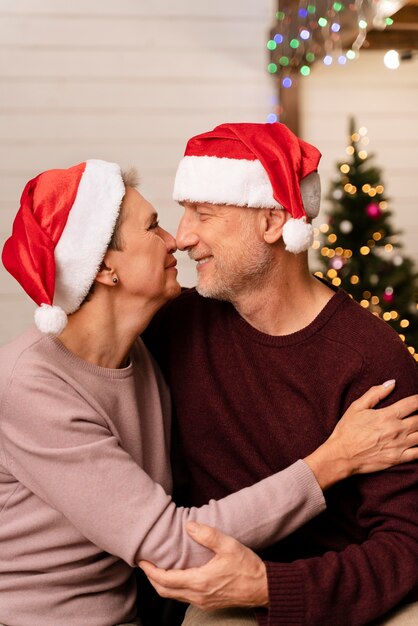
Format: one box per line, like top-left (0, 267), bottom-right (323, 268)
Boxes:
top-left (0, 374), bottom-right (325, 571)
top-left (257, 344), bottom-right (418, 626)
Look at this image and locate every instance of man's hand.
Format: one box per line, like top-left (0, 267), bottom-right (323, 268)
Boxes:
top-left (139, 522), bottom-right (268, 610)
top-left (305, 381), bottom-right (418, 490)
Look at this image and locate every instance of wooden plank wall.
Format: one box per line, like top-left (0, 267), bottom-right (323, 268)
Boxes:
top-left (0, 0), bottom-right (275, 344)
top-left (300, 51), bottom-right (418, 271)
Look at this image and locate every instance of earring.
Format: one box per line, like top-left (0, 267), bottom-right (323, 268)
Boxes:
top-left (112, 277), bottom-right (118, 284)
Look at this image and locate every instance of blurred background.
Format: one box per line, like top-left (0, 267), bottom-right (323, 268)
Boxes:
top-left (0, 0), bottom-right (417, 345)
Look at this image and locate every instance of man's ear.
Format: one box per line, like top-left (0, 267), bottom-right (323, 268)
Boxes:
top-left (262, 208), bottom-right (287, 244)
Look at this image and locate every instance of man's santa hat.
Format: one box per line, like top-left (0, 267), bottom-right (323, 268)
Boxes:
top-left (173, 122), bottom-right (321, 253)
top-left (2, 159), bottom-right (125, 335)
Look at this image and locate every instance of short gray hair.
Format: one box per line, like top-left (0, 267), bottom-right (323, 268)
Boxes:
top-left (107, 167), bottom-right (140, 251)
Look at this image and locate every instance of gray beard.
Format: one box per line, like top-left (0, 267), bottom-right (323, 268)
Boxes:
top-left (195, 249), bottom-right (274, 304)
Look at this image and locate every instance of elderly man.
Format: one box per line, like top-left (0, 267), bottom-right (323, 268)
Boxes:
top-left (142, 123), bottom-right (418, 626)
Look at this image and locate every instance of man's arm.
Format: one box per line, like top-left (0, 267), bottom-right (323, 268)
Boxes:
top-left (140, 384), bottom-right (418, 612)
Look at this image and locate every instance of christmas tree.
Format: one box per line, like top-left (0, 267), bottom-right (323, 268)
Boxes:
top-left (315, 119), bottom-right (418, 358)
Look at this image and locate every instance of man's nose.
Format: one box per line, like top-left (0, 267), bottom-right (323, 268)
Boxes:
top-left (176, 212), bottom-right (199, 251)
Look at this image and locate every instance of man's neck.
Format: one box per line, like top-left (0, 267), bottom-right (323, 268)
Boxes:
top-left (232, 264), bottom-right (334, 337)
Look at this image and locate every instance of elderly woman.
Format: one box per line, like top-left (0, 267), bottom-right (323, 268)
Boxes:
top-left (1, 160), bottom-right (417, 626)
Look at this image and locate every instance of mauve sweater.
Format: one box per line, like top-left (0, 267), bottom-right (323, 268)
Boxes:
top-left (0, 327), bottom-right (324, 626)
top-left (145, 287), bottom-right (418, 626)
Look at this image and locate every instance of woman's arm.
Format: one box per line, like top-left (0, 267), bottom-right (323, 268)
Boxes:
top-left (1, 376), bottom-right (417, 571)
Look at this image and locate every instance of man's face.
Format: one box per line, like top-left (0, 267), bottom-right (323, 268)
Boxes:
top-left (176, 202), bottom-right (274, 301)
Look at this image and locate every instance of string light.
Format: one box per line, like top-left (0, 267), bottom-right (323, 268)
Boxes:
top-left (266, 0), bottom-right (397, 103)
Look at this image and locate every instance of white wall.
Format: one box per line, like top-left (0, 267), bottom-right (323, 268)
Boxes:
top-left (0, 0), bottom-right (275, 344)
top-left (300, 51), bottom-right (418, 270)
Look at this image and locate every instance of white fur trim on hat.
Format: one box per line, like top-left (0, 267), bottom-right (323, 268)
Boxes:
top-left (53, 159), bottom-right (125, 314)
top-left (34, 303), bottom-right (68, 335)
top-left (173, 156), bottom-right (281, 209)
top-left (282, 217), bottom-right (314, 253)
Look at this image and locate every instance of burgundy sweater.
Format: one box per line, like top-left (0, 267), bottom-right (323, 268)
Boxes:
top-left (145, 287), bottom-right (418, 626)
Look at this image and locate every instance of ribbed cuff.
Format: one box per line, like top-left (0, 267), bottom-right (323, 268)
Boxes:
top-left (286, 459), bottom-right (326, 518)
top-left (255, 561), bottom-right (305, 626)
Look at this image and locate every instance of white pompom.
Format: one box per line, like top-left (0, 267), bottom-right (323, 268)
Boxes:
top-left (34, 303), bottom-right (68, 335)
top-left (282, 217), bottom-right (314, 254)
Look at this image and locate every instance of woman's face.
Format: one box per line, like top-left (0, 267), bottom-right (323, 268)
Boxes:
top-left (107, 187), bottom-right (180, 308)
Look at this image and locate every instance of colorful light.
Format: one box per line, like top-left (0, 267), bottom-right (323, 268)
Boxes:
top-left (383, 287), bottom-right (394, 303)
top-left (267, 113), bottom-right (278, 123)
top-left (331, 257), bottom-right (344, 270)
top-left (282, 77), bottom-right (293, 88)
top-left (267, 2), bottom-right (396, 94)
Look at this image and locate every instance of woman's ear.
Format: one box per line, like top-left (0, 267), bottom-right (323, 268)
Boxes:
top-left (262, 208), bottom-right (288, 244)
top-left (94, 254), bottom-right (117, 287)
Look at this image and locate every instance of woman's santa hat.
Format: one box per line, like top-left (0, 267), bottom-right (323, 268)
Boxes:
top-left (173, 122), bottom-right (322, 253)
top-left (2, 159), bottom-right (125, 335)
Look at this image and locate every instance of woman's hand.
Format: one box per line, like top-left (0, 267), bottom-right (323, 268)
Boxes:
top-left (304, 381), bottom-right (418, 490)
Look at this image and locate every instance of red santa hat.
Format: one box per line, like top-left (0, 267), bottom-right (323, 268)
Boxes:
top-left (2, 159), bottom-right (125, 335)
top-left (173, 122), bottom-right (322, 253)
